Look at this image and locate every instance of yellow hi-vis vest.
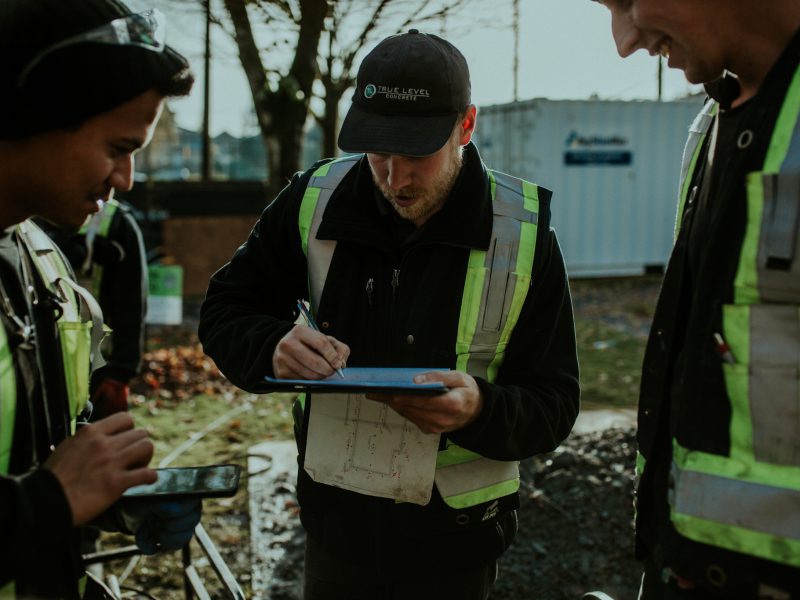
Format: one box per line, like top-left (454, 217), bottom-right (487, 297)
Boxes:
top-left (296, 155), bottom-right (541, 509)
top-left (77, 198), bottom-right (120, 297)
top-left (659, 62), bottom-right (800, 568)
top-left (0, 220), bottom-right (104, 597)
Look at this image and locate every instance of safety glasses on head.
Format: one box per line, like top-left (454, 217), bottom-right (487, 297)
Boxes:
top-left (16, 9), bottom-right (167, 88)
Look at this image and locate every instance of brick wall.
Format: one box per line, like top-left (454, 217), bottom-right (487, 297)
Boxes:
top-left (162, 215), bottom-right (259, 298)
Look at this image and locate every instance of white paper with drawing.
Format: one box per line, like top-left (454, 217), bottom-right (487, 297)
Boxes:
top-left (304, 393), bottom-right (440, 505)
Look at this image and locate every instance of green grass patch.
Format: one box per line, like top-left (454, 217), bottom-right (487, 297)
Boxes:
top-left (131, 392), bottom-right (296, 467)
top-left (98, 392), bottom-right (296, 599)
top-left (576, 317), bottom-right (645, 408)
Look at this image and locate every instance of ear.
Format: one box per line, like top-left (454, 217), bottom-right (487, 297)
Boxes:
top-left (459, 105), bottom-right (477, 145)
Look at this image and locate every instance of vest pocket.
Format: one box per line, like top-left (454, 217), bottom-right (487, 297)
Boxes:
top-left (721, 303), bottom-right (800, 466)
top-left (482, 241), bottom-right (512, 331)
top-left (739, 171), bottom-right (800, 303)
top-left (57, 320), bottom-right (92, 425)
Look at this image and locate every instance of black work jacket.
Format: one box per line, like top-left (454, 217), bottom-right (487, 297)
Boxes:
top-left (199, 143), bottom-right (579, 574)
top-left (635, 29), bottom-right (800, 595)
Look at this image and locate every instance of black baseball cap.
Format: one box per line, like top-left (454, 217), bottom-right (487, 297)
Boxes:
top-left (338, 29), bottom-right (471, 157)
top-left (0, 0), bottom-right (193, 140)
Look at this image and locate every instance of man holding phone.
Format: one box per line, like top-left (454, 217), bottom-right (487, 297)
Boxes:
top-left (0, 0), bottom-right (200, 596)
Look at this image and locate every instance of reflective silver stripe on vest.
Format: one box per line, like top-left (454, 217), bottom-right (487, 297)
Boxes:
top-left (433, 453), bottom-right (519, 505)
top-left (461, 171), bottom-right (537, 381)
top-left (671, 462), bottom-right (800, 542)
top-left (303, 156), bottom-right (361, 312)
top-left (748, 304), bottom-right (800, 465)
top-left (675, 100), bottom-right (717, 235)
top-left (435, 170), bottom-right (537, 506)
top-left (754, 88), bottom-right (800, 301)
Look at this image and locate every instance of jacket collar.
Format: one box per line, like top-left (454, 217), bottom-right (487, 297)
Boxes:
top-left (706, 25), bottom-right (800, 110)
top-left (317, 142), bottom-right (493, 252)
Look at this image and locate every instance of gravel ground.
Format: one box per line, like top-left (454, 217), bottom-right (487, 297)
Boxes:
top-left (492, 428), bottom-right (640, 600)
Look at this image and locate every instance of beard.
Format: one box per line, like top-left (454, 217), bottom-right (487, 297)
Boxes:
top-left (373, 138), bottom-right (464, 226)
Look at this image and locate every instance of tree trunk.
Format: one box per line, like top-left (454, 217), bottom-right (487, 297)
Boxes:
top-left (319, 84), bottom-right (345, 158)
top-left (224, 0), bottom-right (328, 196)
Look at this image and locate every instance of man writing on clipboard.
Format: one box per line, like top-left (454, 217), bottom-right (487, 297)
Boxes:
top-left (200, 30), bottom-right (579, 600)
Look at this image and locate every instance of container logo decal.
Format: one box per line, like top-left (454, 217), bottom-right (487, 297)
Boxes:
top-left (564, 130), bottom-right (632, 166)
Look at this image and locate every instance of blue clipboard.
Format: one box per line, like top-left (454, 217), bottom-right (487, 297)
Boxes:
top-left (262, 367), bottom-right (449, 395)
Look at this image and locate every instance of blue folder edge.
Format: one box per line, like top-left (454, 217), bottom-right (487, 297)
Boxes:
top-left (262, 367), bottom-right (449, 395)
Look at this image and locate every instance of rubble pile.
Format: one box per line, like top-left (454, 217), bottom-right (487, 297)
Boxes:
top-left (492, 427), bottom-right (641, 600)
top-left (130, 344), bottom-right (242, 400)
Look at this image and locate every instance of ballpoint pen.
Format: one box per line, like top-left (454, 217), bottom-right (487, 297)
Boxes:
top-left (296, 300), bottom-right (346, 379)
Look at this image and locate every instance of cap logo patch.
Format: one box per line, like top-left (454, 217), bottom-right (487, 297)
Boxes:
top-left (367, 84), bottom-right (430, 102)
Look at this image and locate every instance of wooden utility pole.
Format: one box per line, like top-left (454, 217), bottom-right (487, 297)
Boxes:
top-left (657, 56), bottom-right (663, 101)
top-left (201, 0), bottom-right (212, 180)
top-left (513, 0), bottom-right (520, 102)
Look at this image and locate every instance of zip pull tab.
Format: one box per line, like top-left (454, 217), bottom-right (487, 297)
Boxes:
top-left (391, 269), bottom-right (400, 300)
top-left (366, 277), bottom-right (374, 306)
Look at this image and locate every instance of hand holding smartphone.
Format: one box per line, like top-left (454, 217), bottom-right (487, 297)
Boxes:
top-left (122, 464), bottom-right (242, 500)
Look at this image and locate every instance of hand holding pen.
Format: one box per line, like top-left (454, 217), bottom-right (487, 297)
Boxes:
top-left (270, 300), bottom-right (350, 380)
top-left (296, 300), bottom-right (346, 379)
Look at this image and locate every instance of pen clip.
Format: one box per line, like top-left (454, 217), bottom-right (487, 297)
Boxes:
top-left (713, 332), bottom-right (736, 365)
top-left (296, 299), bottom-right (345, 379)
top-left (296, 299), bottom-right (318, 330)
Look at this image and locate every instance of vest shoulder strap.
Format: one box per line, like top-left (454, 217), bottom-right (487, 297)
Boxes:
top-left (299, 156), bottom-right (361, 313)
top-left (675, 99), bottom-right (718, 236)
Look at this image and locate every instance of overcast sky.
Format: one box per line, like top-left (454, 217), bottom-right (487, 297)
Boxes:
top-left (140, 0), bottom-right (702, 137)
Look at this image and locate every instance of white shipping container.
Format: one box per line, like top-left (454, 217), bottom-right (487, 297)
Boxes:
top-left (475, 98), bottom-right (704, 277)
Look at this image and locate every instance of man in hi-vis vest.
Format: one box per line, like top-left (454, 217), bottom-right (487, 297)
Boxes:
top-left (200, 31), bottom-right (579, 600)
top-left (592, 0), bottom-right (800, 597)
top-left (0, 1), bottom-right (201, 597)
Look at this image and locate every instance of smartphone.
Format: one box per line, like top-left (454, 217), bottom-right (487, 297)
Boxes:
top-left (122, 464), bottom-right (242, 499)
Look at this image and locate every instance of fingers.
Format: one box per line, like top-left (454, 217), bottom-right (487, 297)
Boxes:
top-left (87, 411), bottom-right (136, 435)
top-left (327, 336), bottom-right (350, 368)
top-left (115, 434), bottom-right (156, 471)
top-left (365, 373), bottom-right (483, 434)
top-left (302, 328), bottom-right (347, 371)
top-left (117, 466), bottom-right (159, 491)
top-left (273, 326), bottom-right (350, 379)
top-left (413, 370), bottom-right (469, 387)
top-left (45, 414), bottom-right (158, 526)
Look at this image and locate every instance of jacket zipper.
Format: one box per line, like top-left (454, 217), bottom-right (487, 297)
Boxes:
top-left (390, 269), bottom-right (400, 304)
top-left (366, 277), bottom-right (374, 306)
